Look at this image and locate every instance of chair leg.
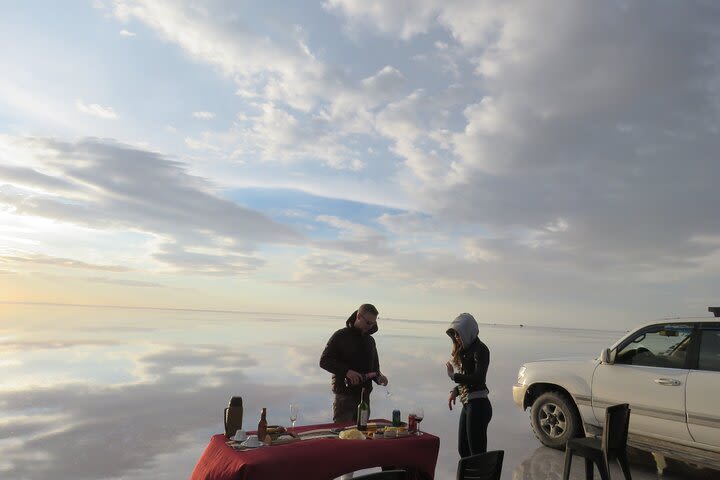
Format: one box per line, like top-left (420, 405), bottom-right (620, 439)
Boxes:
top-left (563, 448), bottom-right (573, 480)
top-left (595, 458), bottom-right (610, 480)
top-left (617, 451), bottom-right (632, 480)
top-left (585, 458), bottom-right (594, 480)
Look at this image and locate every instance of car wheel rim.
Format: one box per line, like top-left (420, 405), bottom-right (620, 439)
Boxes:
top-left (539, 402), bottom-right (567, 439)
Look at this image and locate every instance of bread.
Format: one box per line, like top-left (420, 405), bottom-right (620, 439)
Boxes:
top-left (339, 428), bottom-right (366, 440)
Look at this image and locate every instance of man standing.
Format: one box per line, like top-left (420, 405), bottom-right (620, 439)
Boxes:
top-left (320, 303), bottom-right (389, 423)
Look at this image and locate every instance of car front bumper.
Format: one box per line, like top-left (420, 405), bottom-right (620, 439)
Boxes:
top-left (512, 383), bottom-right (527, 409)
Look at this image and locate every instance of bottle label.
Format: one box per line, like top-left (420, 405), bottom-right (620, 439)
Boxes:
top-left (359, 409), bottom-right (369, 426)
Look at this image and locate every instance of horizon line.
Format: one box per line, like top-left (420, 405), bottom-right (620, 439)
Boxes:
top-left (0, 300), bottom-right (629, 332)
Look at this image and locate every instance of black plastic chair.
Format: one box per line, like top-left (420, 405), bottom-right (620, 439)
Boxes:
top-left (563, 403), bottom-right (632, 480)
top-left (353, 470), bottom-right (407, 480)
top-left (456, 450), bottom-right (504, 480)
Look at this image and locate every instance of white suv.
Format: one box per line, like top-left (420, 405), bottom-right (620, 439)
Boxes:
top-left (513, 308), bottom-right (720, 469)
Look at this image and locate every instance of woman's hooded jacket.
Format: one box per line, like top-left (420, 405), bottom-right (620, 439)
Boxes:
top-left (446, 313), bottom-right (490, 403)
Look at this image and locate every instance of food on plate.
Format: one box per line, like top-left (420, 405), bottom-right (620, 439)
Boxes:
top-left (366, 422), bottom-right (382, 431)
top-left (339, 428), bottom-right (366, 440)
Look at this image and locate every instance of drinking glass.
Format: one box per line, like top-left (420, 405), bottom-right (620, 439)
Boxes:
top-left (411, 406), bottom-right (424, 434)
top-left (383, 385), bottom-right (392, 398)
top-left (289, 403), bottom-right (300, 434)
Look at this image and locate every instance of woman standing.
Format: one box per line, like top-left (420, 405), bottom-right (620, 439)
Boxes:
top-left (445, 312), bottom-right (493, 457)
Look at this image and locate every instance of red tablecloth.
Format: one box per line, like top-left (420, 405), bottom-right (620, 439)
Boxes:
top-left (190, 419), bottom-right (440, 480)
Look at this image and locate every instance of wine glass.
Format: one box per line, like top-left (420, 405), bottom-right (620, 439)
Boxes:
top-left (289, 403), bottom-right (300, 434)
top-left (383, 385), bottom-right (392, 398)
top-left (411, 405), bottom-right (424, 434)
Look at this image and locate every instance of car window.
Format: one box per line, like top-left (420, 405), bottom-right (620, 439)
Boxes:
top-left (615, 324), bottom-right (693, 368)
top-left (698, 329), bottom-right (720, 372)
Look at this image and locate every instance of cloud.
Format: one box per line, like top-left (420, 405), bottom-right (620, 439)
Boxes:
top-left (0, 164), bottom-right (77, 193)
top-left (191, 111), bottom-right (215, 120)
top-left (324, 0), bottom-right (440, 40)
top-left (81, 276), bottom-right (166, 288)
top-left (108, 2), bottom-right (405, 171)
top-left (184, 136), bottom-right (220, 151)
top-left (0, 253), bottom-right (131, 272)
top-left (234, 102), bottom-right (365, 170)
top-left (119, 29), bottom-right (136, 36)
top-left (152, 242), bottom-right (266, 275)
top-left (326, 0), bottom-right (720, 282)
top-left (111, 0), bottom-right (333, 112)
top-left (75, 101), bottom-right (118, 119)
top-left (0, 136), bottom-right (302, 274)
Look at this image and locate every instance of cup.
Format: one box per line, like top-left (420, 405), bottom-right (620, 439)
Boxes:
top-left (242, 434), bottom-right (260, 447)
top-left (233, 429), bottom-right (247, 442)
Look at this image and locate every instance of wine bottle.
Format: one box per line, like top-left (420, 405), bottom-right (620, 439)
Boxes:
top-left (356, 388), bottom-right (369, 431)
top-left (257, 407), bottom-right (268, 441)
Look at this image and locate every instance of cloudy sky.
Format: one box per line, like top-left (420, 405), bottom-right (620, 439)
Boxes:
top-left (1, 1), bottom-right (719, 327)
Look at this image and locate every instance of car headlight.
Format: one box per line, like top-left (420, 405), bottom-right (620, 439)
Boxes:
top-left (517, 365), bottom-right (527, 383)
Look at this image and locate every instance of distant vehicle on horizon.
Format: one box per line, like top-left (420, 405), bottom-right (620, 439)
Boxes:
top-left (513, 307), bottom-right (720, 470)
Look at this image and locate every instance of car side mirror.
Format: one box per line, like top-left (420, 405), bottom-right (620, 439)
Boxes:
top-left (600, 348), bottom-right (614, 364)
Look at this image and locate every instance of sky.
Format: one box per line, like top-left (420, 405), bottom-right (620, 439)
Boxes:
top-left (1, 0), bottom-right (719, 328)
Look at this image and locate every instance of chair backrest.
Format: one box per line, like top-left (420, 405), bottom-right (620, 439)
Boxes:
top-left (353, 470), bottom-right (407, 480)
top-left (602, 403), bottom-right (631, 453)
top-left (456, 450), bottom-right (504, 480)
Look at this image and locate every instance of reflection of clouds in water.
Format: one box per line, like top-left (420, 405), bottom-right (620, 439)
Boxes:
top-left (513, 446), bottom-right (711, 480)
top-left (2, 311), bottom-right (716, 480)
top-left (0, 338), bottom-right (121, 353)
top-left (0, 343), bottom-right (326, 479)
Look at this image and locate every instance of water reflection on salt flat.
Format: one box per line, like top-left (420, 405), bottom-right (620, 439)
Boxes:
top-left (0, 305), bottom-right (716, 480)
top-left (513, 446), bottom-right (712, 480)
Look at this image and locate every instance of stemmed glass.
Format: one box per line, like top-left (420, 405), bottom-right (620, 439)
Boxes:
top-left (383, 385), bottom-right (392, 398)
top-left (289, 403), bottom-right (300, 434)
top-left (411, 405), bottom-right (424, 434)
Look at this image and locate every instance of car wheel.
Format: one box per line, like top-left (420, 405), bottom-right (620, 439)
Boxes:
top-left (530, 391), bottom-right (582, 449)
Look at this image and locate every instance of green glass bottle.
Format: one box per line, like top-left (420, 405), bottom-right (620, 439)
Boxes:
top-left (356, 388), bottom-right (369, 431)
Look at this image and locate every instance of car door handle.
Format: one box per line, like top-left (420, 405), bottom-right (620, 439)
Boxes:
top-left (654, 378), bottom-right (682, 386)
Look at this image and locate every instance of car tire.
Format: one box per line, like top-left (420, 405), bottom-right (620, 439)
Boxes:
top-left (530, 391), bottom-right (582, 449)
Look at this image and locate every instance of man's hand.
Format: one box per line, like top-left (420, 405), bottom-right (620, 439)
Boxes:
top-left (376, 373), bottom-right (388, 386)
top-left (346, 369), bottom-right (363, 385)
top-left (446, 361), bottom-right (455, 380)
top-left (448, 390), bottom-right (457, 410)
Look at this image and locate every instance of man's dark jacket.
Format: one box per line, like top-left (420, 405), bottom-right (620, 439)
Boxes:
top-left (319, 311), bottom-right (380, 396)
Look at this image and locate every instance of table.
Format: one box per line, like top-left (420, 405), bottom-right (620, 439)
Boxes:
top-left (190, 419), bottom-right (440, 480)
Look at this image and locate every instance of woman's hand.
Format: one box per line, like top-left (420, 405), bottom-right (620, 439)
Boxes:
top-left (445, 361), bottom-right (455, 379)
top-left (448, 389), bottom-right (457, 410)
top-left (376, 373), bottom-right (388, 386)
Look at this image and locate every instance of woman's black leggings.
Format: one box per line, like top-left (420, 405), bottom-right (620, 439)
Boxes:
top-left (458, 397), bottom-right (493, 457)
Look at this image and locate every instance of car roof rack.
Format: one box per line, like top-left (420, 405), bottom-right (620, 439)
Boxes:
top-left (709, 307), bottom-right (720, 318)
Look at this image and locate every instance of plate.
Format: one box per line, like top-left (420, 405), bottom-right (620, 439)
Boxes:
top-left (228, 442), bottom-right (265, 450)
top-left (271, 434), bottom-right (301, 446)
